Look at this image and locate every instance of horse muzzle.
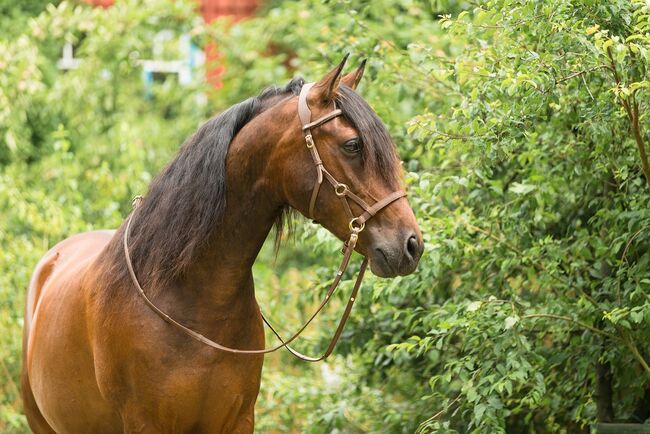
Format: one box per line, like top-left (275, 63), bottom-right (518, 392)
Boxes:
top-left (368, 229), bottom-right (423, 278)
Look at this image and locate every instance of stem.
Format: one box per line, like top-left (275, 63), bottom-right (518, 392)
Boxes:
top-left (555, 65), bottom-right (608, 84)
top-left (521, 313), bottom-right (618, 340)
top-left (606, 47), bottom-right (650, 191)
top-left (466, 222), bottom-right (601, 308)
top-left (620, 225), bottom-right (650, 264)
top-left (622, 333), bottom-right (650, 377)
top-left (414, 122), bottom-right (489, 142)
top-left (415, 370), bottom-right (480, 433)
top-left (631, 97), bottom-right (650, 190)
top-left (466, 223), bottom-right (524, 256)
top-left (415, 394), bottom-right (462, 433)
top-left (0, 357), bottom-right (20, 398)
top-left (521, 316), bottom-right (650, 377)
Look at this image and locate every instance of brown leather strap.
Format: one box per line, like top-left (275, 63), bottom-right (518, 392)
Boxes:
top-left (262, 258), bottom-right (368, 362)
top-left (124, 204), bottom-right (363, 359)
top-left (298, 83), bottom-right (406, 223)
top-left (302, 109), bottom-right (343, 131)
top-left (357, 190), bottom-right (407, 224)
top-left (309, 178), bottom-right (323, 221)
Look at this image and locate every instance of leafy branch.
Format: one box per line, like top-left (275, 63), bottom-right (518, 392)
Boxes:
top-left (520, 313), bottom-right (618, 340)
top-left (606, 46), bottom-right (650, 191)
top-left (466, 222), bottom-right (650, 377)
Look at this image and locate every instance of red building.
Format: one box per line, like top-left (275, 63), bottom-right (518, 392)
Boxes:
top-left (84, 0), bottom-right (259, 20)
top-left (201, 0), bottom-right (259, 86)
top-left (84, 0), bottom-right (260, 86)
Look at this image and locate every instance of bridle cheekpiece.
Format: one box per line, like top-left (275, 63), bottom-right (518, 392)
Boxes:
top-left (297, 82), bottom-right (406, 244)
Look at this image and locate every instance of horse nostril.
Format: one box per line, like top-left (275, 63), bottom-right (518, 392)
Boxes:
top-left (406, 235), bottom-right (420, 260)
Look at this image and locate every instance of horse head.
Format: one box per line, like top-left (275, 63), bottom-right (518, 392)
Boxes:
top-left (268, 56), bottom-right (424, 277)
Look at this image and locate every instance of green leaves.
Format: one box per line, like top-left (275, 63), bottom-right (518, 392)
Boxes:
top-left (2, 0), bottom-right (650, 432)
top-left (277, 0), bottom-right (650, 431)
top-left (504, 315), bottom-right (519, 330)
top-left (509, 182), bottom-right (536, 195)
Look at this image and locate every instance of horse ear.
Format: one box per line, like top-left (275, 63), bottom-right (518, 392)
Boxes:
top-left (340, 59), bottom-right (366, 90)
top-left (311, 54), bottom-right (349, 105)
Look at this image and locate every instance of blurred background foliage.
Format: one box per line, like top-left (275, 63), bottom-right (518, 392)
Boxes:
top-left (2, 0), bottom-right (650, 432)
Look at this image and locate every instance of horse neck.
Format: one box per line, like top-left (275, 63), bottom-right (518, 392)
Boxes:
top-left (163, 114), bottom-right (284, 316)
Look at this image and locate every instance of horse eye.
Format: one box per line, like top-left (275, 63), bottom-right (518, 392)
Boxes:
top-left (341, 138), bottom-right (361, 155)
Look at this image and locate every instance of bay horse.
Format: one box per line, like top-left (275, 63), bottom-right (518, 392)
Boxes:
top-left (21, 56), bottom-right (423, 433)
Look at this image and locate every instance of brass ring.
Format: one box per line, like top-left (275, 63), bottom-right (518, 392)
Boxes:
top-left (349, 217), bottom-right (365, 232)
top-left (335, 184), bottom-right (348, 196)
top-left (305, 135), bottom-right (314, 149)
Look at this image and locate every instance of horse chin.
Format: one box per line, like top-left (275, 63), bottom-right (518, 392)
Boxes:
top-left (367, 241), bottom-right (422, 278)
top-left (368, 249), bottom-right (399, 278)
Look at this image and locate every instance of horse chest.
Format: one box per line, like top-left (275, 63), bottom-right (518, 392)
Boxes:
top-left (93, 311), bottom-right (264, 432)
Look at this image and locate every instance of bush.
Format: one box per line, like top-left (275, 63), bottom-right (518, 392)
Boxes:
top-left (215, 0), bottom-right (650, 432)
top-left (2, 0), bottom-right (650, 432)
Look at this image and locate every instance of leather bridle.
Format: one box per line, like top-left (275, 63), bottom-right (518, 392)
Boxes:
top-left (123, 82), bottom-right (406, 362)
top-left (299, 82), bottom-right (406, 231)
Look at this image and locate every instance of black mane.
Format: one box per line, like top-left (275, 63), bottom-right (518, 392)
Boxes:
top-left (121, 76), bottom-right (400, 288)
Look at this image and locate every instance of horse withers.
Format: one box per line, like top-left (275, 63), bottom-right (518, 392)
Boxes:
top-left (21, 56), bottom-right (423, 433)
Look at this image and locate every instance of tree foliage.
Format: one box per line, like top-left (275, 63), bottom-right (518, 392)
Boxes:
top-left (1, 0), bottom-right (650, 433)
top-left (215, 0), bottom-right (650, 432)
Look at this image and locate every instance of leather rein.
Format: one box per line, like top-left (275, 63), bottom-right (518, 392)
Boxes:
top-left (123, 82), bottom-right (406, 362)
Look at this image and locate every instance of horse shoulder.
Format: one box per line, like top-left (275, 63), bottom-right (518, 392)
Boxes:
top-left (24, 230), bottom-right (122, 434)
top-left (25, 230), bottom-right (115, 329)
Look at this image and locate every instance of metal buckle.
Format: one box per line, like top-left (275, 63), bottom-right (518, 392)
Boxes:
top-left (335, 184), bottom-right (349, 196)
top-left (345, 231), bottom-right (359, 252)
top-left (349, 217), bottom-right (365, 233)
top-left (305, 134), bottom-right (314, 148)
